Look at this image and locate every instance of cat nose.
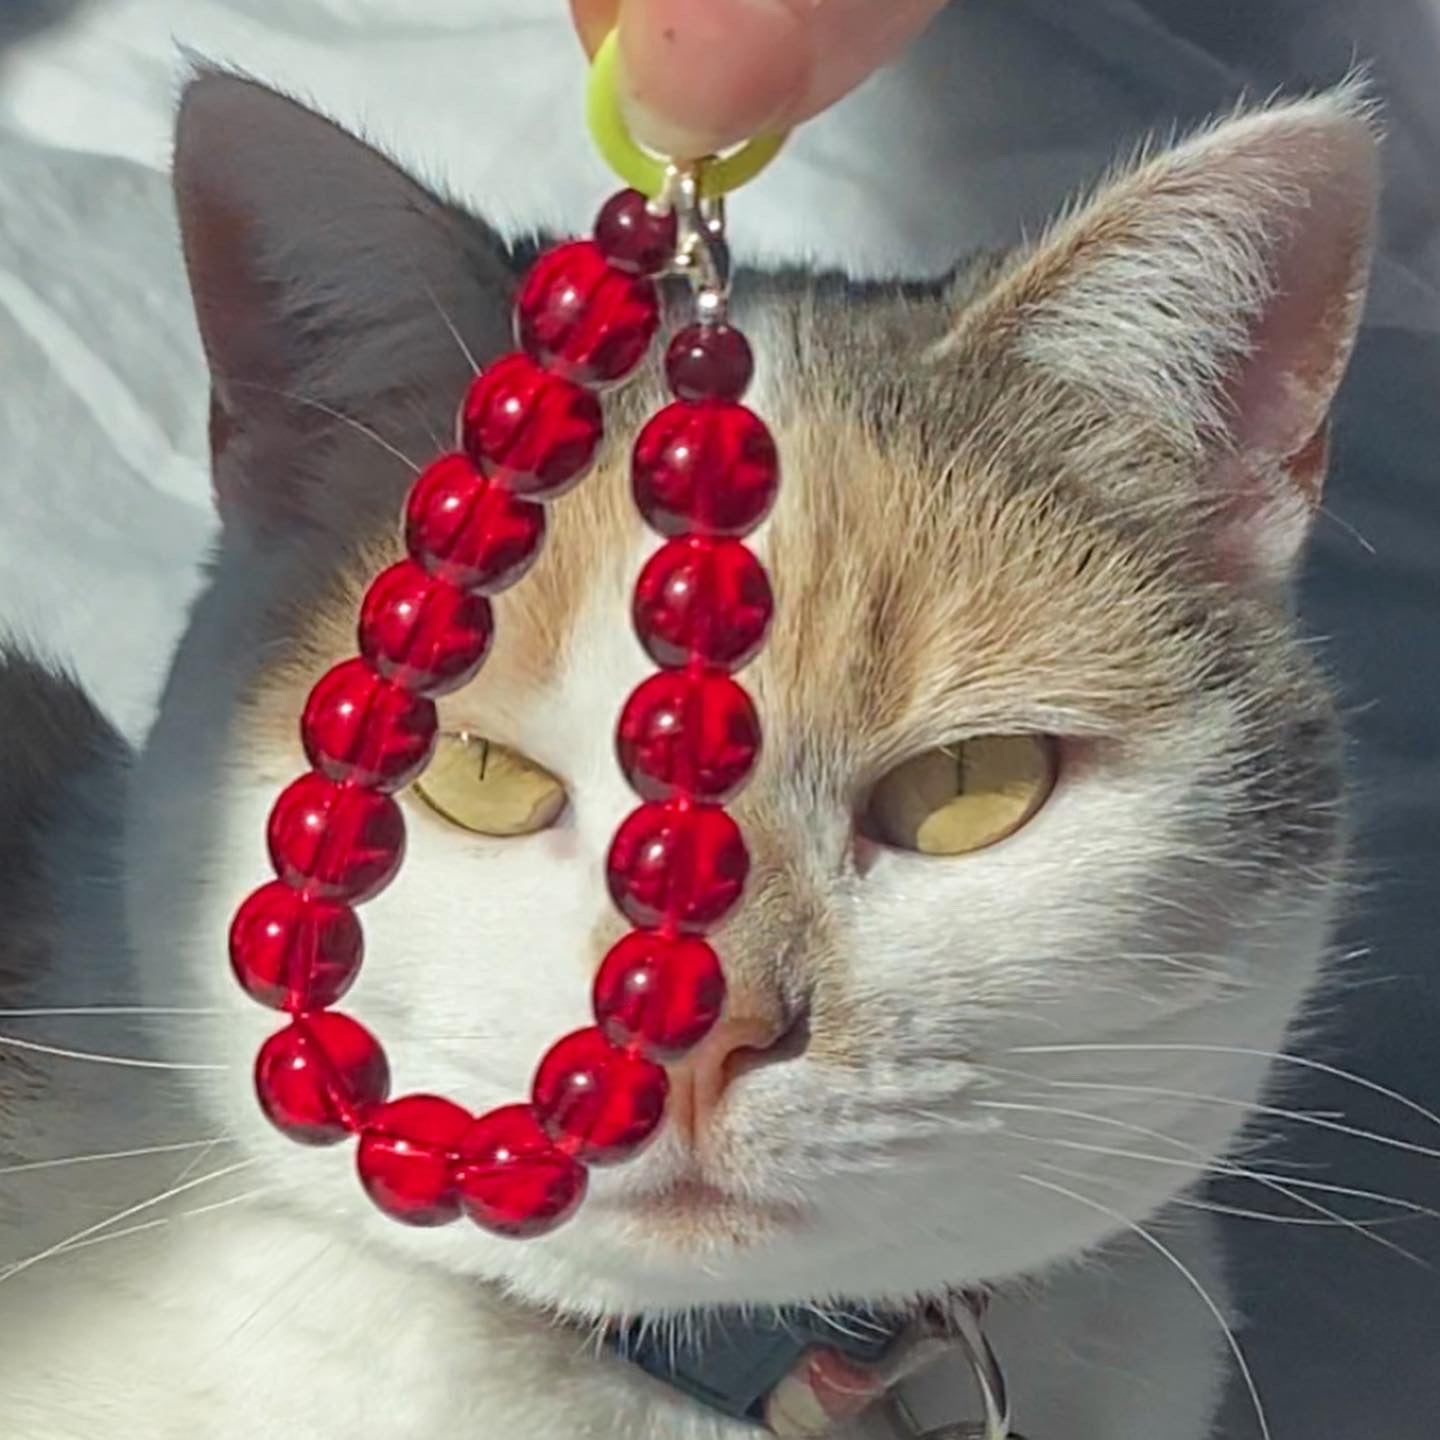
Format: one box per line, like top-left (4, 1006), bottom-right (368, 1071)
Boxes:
top-left (666, 1007), bottom-right (809, 1146)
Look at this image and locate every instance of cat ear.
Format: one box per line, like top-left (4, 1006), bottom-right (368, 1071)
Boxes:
top-left (963, 88), bottom-right (1379, 588)
top-left (173, 70), bottom-right (518, 529)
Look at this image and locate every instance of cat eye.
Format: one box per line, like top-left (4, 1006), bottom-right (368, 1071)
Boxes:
top-left (860, 735), bottom-right (1056, 856)
top-left (411, 734), bottom-right (567, 837)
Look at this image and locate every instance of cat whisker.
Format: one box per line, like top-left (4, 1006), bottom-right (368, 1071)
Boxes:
top-left (226, 378), bottom-right (422, 473)
top-left (1168, 1192), bottom-right (1425, 1231)
top-left (979, 1098), bottom-right (1440, 1217)
top-left (1005, 1042), bottom-right (1440, 1136)
top-left (1018, 1172), bottom-right (1272, 1440)
top-left (422, 280), bottom-right (481, 376)
top-left (0, 1159), bottom-right (258, 1286)
top-left (0, 1034), bottom-right (228, 1071)
top-left (1000, 1072), bottom-right (1440, 1163)
top-left (33, 1184), bottom-right (286, 1262)
top-left (0, 1137), bottom-right (236, 1178)
top-left (1033, 1158), bottom-right (1425, 1230)
top-left (992, 1120), bottom-right (1436, 1269)
top-left (1315, 502), bottom-right (1377, 556)
top-left (0, 1007), bottom-right (223, 1019)
top-left (405, 392), bottom-right (447, 456)
top-left (993, 1120), bottom-right (1439, 1215)
top-left (167, 1137), bottom-right (230, 1190)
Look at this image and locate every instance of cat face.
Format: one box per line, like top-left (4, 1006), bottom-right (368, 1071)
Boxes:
top-left (126, 74), bottom-right (1374, 1318)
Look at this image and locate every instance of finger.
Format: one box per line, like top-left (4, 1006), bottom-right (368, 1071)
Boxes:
top-left (617, 0), bottom-right (806, 158)
top-left (615, 0), bottom-right (948, 158)
top-left (782, 0), bottom-right (951, 124)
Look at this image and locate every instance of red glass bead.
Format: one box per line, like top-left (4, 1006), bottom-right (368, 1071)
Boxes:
top-left (633, 537), bottom-right (774, 671)
top-left (594, 189), bottom-right (678, 277)
top-left (617, 670), bottom-right (761, 804)
top-left (606, 802), bottom-right (750, 934)
top-left (255, 1012), bottom-right (390, 1145)
top-left (267, 772), bottom-right (405, 904)
top-left (532, 1027), bottom-right (669, 1165)
top-left (594, 931), bottom-right (726, 1060)
top-left (405, 453), bottom-right (547, 593)
top-left (456, 1104), bottom-right (588, 1239)
top-left (358, 560), bottom-right (493, 697)
top-left (665, 324), bottom-right (754, 402)
top-left (229, 881), bottom-right (363, 1012)
top-left (302, 658), bottom-right (437, 792)
top-left (515, 240), bottom-right (660, 386)
top-left (461, 355), bottom-right (604, 501)
top-left (357, 1094), bottom-right (472, 1227)
top-left (632, 401), bottom-right (780, 537)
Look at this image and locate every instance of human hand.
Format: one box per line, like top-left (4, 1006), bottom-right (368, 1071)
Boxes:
top-left (570, 0), bottom-right (949, 159)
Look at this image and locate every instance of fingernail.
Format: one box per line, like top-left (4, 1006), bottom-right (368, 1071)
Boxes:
top-left (613, 41), bottom-right (725, 160)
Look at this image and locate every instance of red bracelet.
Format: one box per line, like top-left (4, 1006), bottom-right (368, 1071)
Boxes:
top-left (227, 179), bottom-right (777, 1238)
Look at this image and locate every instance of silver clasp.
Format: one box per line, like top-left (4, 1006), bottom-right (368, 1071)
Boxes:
top-left (656, 163), bottom-right (732, 324)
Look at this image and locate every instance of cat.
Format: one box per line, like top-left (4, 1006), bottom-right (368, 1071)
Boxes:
top-left (0, 69), bottom-right (1377, 1439)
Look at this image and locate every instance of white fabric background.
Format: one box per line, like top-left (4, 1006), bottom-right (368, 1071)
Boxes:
top-left (1, 2), bottom-right (1438, 1434)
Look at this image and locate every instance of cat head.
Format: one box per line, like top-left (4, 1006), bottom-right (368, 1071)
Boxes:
top-left (130, 72), bottom-right (1375, 1318)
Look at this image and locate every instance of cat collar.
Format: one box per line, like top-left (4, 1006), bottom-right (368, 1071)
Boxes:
top-left (611, 1294), bottom-right (1020, 1438)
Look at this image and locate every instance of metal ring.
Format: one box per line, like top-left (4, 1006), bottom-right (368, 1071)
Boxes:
top-left (885, 1302), bottom-right (1015, 1440)
top-left (585, 29), bottom-right (788, 199)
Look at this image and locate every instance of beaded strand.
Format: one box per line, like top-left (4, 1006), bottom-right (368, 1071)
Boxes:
top-left (227, 185), bottom-right (780, 1237)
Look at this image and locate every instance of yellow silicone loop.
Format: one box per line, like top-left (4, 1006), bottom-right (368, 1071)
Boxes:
top-left (586, 29), bottom-right (787, 200)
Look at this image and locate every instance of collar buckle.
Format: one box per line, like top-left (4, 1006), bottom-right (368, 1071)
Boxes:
top-left (882, 1300), bottom-right (1021, 1440)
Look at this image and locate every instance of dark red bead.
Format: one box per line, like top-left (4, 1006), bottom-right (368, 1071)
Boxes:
top-left (594, 189), bottom-right (678, 276)
top-left (632, 401), bottom-right (779, 537)
top-left (617, 670), bottom-right (761, 804)
top-left (358, 560), bottom-right (493, 697)
top-left (515, 240), bottom-right (660, 386)
top-left (302, 658), bottom-right (437, 792)
top-left (405, 453), bottom-right (547, 593)
top-left (462, 354), bottom-right (605, 501)
top-left (665, 324), bottom-right (754, 401)
top-left (606, 802), bottom-right (750, 934)
top-left (633, 537), bottom-right (774, 671)
top-left (357, 1094), bottom-right (472, 1227)
top-left (531, 1027), bottom-right (669, 1165)
top-left (229, 881), bottom-right (363, 1012)
top-left (594, 931), bottom-right (726, 1059)
top-left (267, 772), bottom-right (405, 904)
top-left (456, 1104), bottom-right (588, 1238)
top-left (255, 1013), bottom-right (390, 1145)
